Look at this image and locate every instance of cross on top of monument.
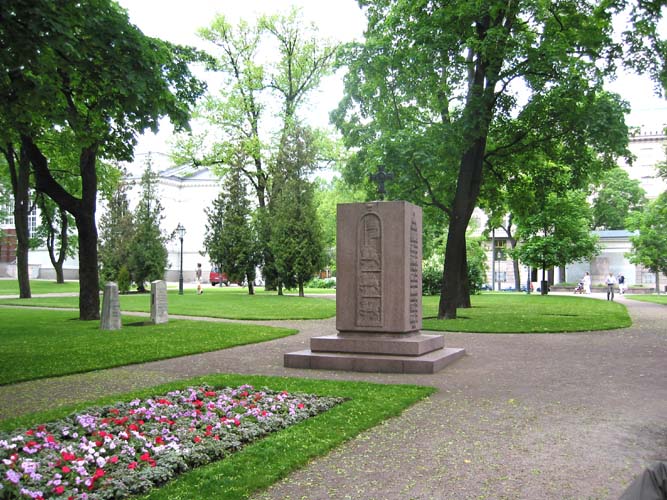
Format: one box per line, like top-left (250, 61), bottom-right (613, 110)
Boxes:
top-left (369, 164), bottom-right (394, 200)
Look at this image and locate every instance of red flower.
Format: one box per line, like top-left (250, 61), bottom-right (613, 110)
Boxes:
top-left (109, 456), bottom-right (119, 464)
top-left (53, 485), bottom-right (65, 495)
top-left (297, 403), bottom-right (305, 409)
top-left (62, 466), bottom-right (72, 474)
top-left (155, 436), bottom-right (165, 445)
top-left (26, 429), bottom-right (35, 436)
top-left (205, 391), bottom-right (217, 397)
top-left (140, 452), bottom-right (151, 462)
top-left (194, 436), bottom-right (202, 443)
top-left (46, 435), bottom-right (56, 444)
top-left (93, 468), bottom-right (105, 479)
top-left (128, 461), bottom-right (138, 470)
top-left (157, 398), bottom-right (172, 405)
top-left (233, 418), bottom-right (240, 427)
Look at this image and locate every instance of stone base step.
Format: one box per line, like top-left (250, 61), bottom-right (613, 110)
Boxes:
top-left (284, 347), bottom-right (466, 374)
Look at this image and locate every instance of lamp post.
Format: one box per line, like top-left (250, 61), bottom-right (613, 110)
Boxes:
top-left (177, 223), bottom-right (185, 295)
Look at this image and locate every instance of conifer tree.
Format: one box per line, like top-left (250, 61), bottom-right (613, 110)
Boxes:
top-left (127, 162), bottom-right (168, 292)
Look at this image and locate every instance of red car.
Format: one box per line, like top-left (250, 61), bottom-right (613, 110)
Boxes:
top-left (209, 266), bottom-right (229, 286)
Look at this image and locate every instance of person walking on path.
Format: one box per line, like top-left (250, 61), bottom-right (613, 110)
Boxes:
top-left (583, 272), bottom-right (592, 294)
top-left (618, 273), bottom-right (626, 295)
top-left (606, 272), bottom-right (617, 301)
top-left (195, 263), bottom-right (203, 295)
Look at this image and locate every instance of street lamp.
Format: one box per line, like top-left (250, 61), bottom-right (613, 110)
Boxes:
top-left (177, 223), bottom-right (185, 295)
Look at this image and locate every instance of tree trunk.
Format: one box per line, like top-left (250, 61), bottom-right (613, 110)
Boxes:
top-left (278, 282), bottom-right (283, 296)
top-left (439, 136), bottom-right (486, 319)
top-left (298, 280), bottom-right (304, 297)
top-left (25, 136), bottom-right (100, 320)
top-left (247, 273), bottom-right (255, 295)
top-left (4, 143), bottom-right (31, 298)
top-left (457, 242), bottom-right (471, 308)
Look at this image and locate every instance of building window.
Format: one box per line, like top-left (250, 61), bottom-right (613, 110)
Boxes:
top-left (1, 198), bottom-right (38, 238)
top-left (495, 271), bottom-right (507, 282)
top-left (494, 240), bottom-right (507, 260)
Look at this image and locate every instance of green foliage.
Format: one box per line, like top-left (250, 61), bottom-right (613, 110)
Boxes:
top-left (313, 176), bottom-right (365, 271)
top-left (626, 192), bottom-right (667, 276)
top-left (333, 0), bottom-right (639, 317)
top-left (0, 0), bottom-right (206, 318)
top-left (305, 277), bottom-right (336, 289)
top-left (592, 167), bottom-right (647, 230)
top-left (270, 125), bottom-right (326, 295)
top-left (98, 178), bottom-right (135, 285)
top-left (117, 265), bottom-right (131, 294)
top-left (204, 169), bottom-right (260, 292)
top-left (514, 189), bottom-right (600, 275)
top-left (422, 236), bottom-right (488, 296)
top-left (127, 162), bottom-right (168, 292)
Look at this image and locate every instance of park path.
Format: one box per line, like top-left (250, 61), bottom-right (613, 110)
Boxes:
top-left (0, 294), bottom-right (666, 499)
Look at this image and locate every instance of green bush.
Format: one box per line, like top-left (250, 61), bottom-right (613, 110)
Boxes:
top-left (306, 277), bottom-right (337, 289)
top-left (422, 265), bottom-right (442, 296)
top-left (118, 265), bottom-right (131, 294)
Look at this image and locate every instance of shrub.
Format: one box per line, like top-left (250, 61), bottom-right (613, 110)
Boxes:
top-left (306, 277), bottom-right (337, 289)
top-left (118, 265), bottom-right (131, 294)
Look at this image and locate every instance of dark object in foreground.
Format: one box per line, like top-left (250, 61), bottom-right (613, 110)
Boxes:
top-left (620, 461), bottom-right (667, 500)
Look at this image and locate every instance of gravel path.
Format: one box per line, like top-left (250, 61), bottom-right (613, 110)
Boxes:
top-left (1, 294), bottom-right (665, 499)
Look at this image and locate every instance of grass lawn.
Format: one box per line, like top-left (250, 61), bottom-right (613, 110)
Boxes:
top-left (0, 374), bottom-right (435, 500)
top-left (0, 286), bottom-right (336, 320)
top-left (0, 278), bottom-right (79, 295)
top-left (626, 294), bottom-right (667, 305)
top-left (422, 293), bottom-right (632, 333)
top-left (0, 308), bottom-right (296, 385)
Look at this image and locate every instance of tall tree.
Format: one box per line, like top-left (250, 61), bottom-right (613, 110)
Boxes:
top-left (0, 142), bottom-right (31, 298)
top-left (217, 167), bottom-right (260, 294)
top-left (0, 0), bottom-right (205, 319)
top-left (127, 163), bottom-right (168, 293)
top-left (626, 193), bottom-right (667, 294)
top-left (173, 10), bottom-right (338, 290)
top-left (98, 179), bottom-right (134, 288)
top-left (591, 167), bottom-right (646, 230)
top-left (334, 1), bottom-right (645, 318)
top-left (513, 189), bottom-right (600, 293)
top-left (270, 124), bottom-right (325, 297)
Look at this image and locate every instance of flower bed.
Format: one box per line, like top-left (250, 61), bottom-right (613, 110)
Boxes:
top-left (0, 385), bottom-right (343, 499)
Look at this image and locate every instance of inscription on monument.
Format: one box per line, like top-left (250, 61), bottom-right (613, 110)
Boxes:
top-left (409, 212), bottom-right (419, 330)
top-left (356, 210), bottom-right (383, 327)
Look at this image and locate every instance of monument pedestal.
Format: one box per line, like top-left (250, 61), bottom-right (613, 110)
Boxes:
top-left (285, 201), bottom-right (465, 374)
top-left (284, 343), bottom-right (465, 374)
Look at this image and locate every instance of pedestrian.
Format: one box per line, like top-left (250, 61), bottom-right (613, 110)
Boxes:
top-left (618, 273), bottom-right (626, 295)
top-left (582, 272), bottom-right (591, 294)
top-left (605, 272), bottom-right (616, 301)
top-left (196, 263), bottom-right (203, 295)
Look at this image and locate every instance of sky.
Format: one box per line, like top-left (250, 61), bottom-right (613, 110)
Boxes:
top-left (116, 0), bottom-right (667, 167)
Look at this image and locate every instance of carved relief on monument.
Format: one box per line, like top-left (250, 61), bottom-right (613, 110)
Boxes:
top-left (409, 212), bottom-right (420, 329)
top-left (356, 211), bottom-right (383, 327)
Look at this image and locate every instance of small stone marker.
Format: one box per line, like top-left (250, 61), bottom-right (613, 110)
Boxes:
top-left (100, 282), bottom-right (121, 330)
top-left (150, 280), bottom-right (168, 324)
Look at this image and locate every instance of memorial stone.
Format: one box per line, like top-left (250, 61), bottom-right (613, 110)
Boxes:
top-left (150, 280), bottom-right (168, 324)
top-left (285, 200), bottom-right (465, 373)
top-left (100, 282), bottom-right (121, 330)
